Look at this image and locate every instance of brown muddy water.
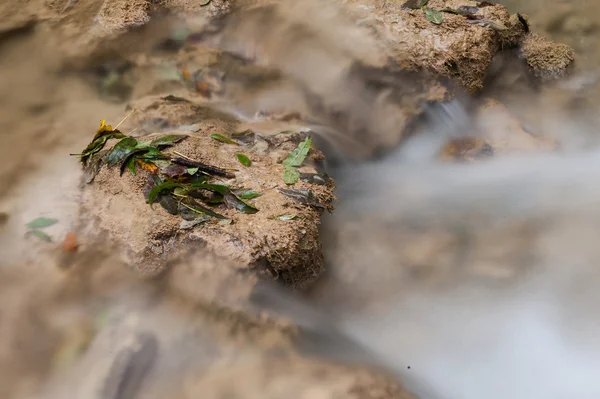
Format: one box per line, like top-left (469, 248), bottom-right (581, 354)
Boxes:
top-left (1, 0), bottom-right (600, 398)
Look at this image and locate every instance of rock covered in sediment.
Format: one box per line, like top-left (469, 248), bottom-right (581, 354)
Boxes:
top-left (520, 33), bottom-right (575, 81)
top-left (79, 94), bottom-right (335, 289)
top-left (339, 0), bottom-right (572, 93)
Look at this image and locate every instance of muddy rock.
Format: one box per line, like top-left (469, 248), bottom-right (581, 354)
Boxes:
top-left (520, 33), bottom-right (575, 81)
top-left (79, 95), bottom-right (334, 289)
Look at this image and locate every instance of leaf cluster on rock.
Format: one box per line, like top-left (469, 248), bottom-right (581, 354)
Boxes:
top-left (75, 115), bottom-right (263, 226)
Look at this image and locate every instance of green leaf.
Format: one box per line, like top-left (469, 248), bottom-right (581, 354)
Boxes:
top-left (186, 167), bottom-right (199, 175)
top-left (127, 157), bottom-right (137, 176)
top-left (282, 136), bottom-right (312, 167)
top-left (418, 0), bottom-right (430, 7)
top-left (211, 134), bottom-right (238, 145)
top-left (106, 137), bottom-right (138, 167)
top-left (179, 199), bottom-right (227, 219)
top-left (77, 133), bottom-right (126, 165)
top-left (150, 135), bottom-right (188, 148)
top-left (423, 7), bottom-right (443, 24)
top-left (234, 190), bottom-right (263, 200)
top-left (26, 217), bottom-right (58, 229)
top-left (147, 181), bottom-right (185, 205)
top-left (218, 219), bottom-right (232, 225)
top-left (284, 167), bottom-right (300, 185)
top-left (28, 229), bottom-right (52, 242)
top-left (236, 153), bottom-right (251, 167)
top-left (272, 214), bottom-right (296, 221)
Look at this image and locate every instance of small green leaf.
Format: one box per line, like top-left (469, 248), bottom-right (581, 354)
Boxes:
top-left (211, 134), bottom-right (238, 145)
top-left (26, 217), bottom-right (58, 229)
top-left (282, 136), bottom-right (312, 168)
top-left (147, 181), bottom-right (185, 205)
top-left (186, 167), bottom-right (199, 175)
top-left (150, 135), bottom-right (188, 148)
top-left (127, 157), bottom-right (137, 176)
top-left (284, 167), bottom-right (300, 185)
top-left (106, 137), bottom-right (138, 167)
top-left (180, 199), bottom-right (227, 219)
top-left (234, 190), bottom-right (263, 200)
top-left (77, 133), bottom-right (126, 165)
top-left (219, 219), bottom-right (233, 225)
top-left (423, 7), bottom-right (443, 25)
top-left (272, 214), bottom-right (296, 221)
top-left (28, 230), bottom-right (52, 242)
top-left (236, 153), bottom-right (251, 167)
top-left (419, 0), bottom-right (430, 7)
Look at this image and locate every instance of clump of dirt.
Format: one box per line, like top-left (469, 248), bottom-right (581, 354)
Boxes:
top-left (520, 32), bottom-right (575, 81)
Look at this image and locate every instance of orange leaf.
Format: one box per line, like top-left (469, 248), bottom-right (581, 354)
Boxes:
top-left (136, 159), bottom-right (159, 174)
top-left (62, 232), bottom-right (78, 253)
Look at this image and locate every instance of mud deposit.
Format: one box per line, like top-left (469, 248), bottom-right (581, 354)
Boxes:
top-left (1, 1), bottom-right (600, 399)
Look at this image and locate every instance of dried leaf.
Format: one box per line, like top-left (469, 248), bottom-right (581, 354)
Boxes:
top-left (234, 190), bottom-right (263, 200)
top-left (284, 167), bottom-right (300, 185)
top-left (172, 157), bottom-right (235, 178)
top-left (92, 119), bottom-right (119, 141)
top-left (231, 130), bottom-right (256, 146)
top-left (272, 214), bottom-right (296, 221)
top-left (424, 7), bottom-right (443, 25)
top-left (282, 136), bottom-right (312, 167)
top-left (28, 230), bottom-right (52, 242)
top-left (162, 95), bottom-right (191, 103)
top-left (163, 164), bottom-right (189, 178)
top-left (180, 217), bottom-right (210, 229)
top-left (236, 153), bottom-right (251, 167)
top-left (189, 182), bottom-right (229, 195)
top-left (148, 181), bottom-right (184, 205)
top-left (84, 149), bottom-right (109, 183)
top-left (26, 217), bottom-right (57, 229)
top-left (62, 232), bottom-right (78, 253)
top-left (137, 159), bottom-right (159, 174)
top-left (300, 173), bottom-right (329, 185)
top-left (278, 188), bottom-right (326, 209)
top-left (218, 219), bottom-right (232, 225)
top-left (159, 195), bottom-right (179, 215)
top-left (224, 192), bottom-right (259, 214)
top-left (150, 134), bottom-right (188, 148)
top-left (211, 134), bottom-right (238, 145)
top-left (200, 0), bottom-right (211, 5)
top-left (106, 137), bottom-right (138, 167)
